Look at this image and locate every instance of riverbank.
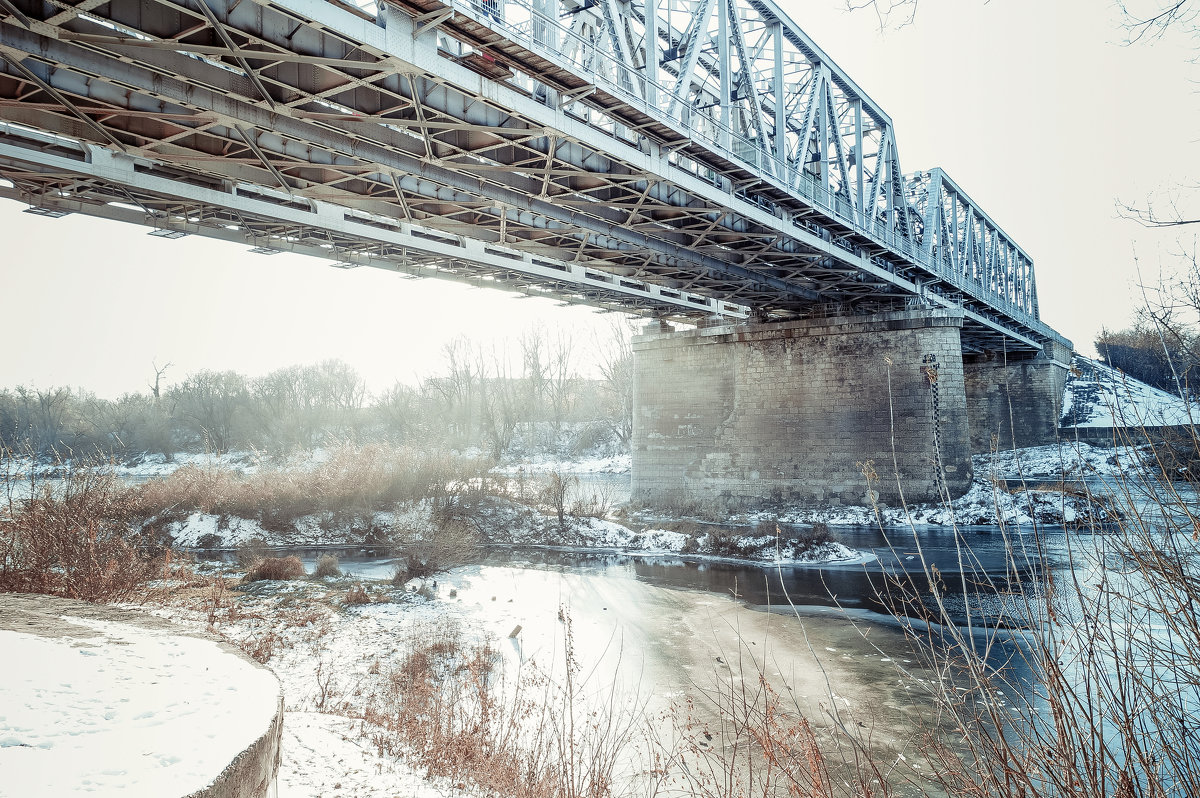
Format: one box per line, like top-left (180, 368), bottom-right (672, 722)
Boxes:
top-left (3, 440), bottom-right (1138, 573)
top-left (660, 442), bottom-right (1135, 528)
top-left (143, 557), bottom-right (934, 797)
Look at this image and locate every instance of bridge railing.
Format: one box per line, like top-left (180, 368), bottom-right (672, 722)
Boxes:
top-left (401, 0), bottom-right (1044, 335)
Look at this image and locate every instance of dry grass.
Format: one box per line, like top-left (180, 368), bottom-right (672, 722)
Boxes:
top-left (364, 622), bottom-right (558, 796)
top-left (664, 665), bottom-right (897, 798)
top-left (129, 443), bottom-right (492, 534)
top-left (242, 555), bottom-right (306, 583)
top-left (352, 613), bottom-right (648, 798)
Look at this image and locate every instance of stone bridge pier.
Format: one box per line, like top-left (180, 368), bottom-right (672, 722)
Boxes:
top-left (631, 310), bottom-right (1071, 511)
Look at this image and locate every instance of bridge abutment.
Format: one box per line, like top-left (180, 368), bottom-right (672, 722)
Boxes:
top-left (631, 309), bottom-right (974, 511)
top-left (962, 339), bottom-right (1072, 453)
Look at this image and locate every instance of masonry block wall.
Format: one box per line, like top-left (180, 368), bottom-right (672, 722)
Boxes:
top-left (631, 310), bottom-right (974, 510)
top-left (962, 339), bottom-right (1071, 453)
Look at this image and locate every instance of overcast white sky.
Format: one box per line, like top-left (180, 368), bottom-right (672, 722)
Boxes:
top-left (1, 0), bottom-right (1197, 398)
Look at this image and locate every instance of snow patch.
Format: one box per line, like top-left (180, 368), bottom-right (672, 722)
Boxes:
top-left (1062, 356), bottom-right (1198, 429)
top-left (0, 616), bottom-right (279, 798)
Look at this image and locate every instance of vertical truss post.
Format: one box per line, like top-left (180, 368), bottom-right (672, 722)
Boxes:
top-left (853, 99), bottom-right (864, 224)
top-left (772, 23), bottom-right (785, 167)
top-left (950, 183), bottom-right (960, 274)
top-left (643, 0), bottom-right (658, 109)
top-left (921, 169), bottom-right (941, 260)
top-left (817, 66), bottom-right (829, 193)
top-left (534, 0), bottom-right (558, 48)
top-left (717, 0), bottom-right (731, 150)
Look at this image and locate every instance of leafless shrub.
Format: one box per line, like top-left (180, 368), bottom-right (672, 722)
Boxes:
top-left (784, 521), bottom-right (836, 558)
top-left (638, 487), bottom-right (730, 522)
top-left (344, 583), bottom-right (370, 605)
top-left (0, 456), bottom-right (172, 602)
top-left (389, 563), bottom-right (409, 587)
top-left (236, 537), bottom-right (267, 569)
top-left (313, 553), bottom-right (341, 578)
top-left (196, 532), bottom-right (223, 549)
top-left (393, 513), bottom-right (479, 579)
top-left (239, 628), bottom-right (280, 664)
top-left (541, 471), bottom-right (577, 531)
top-left (569, 480), bottom-right (615, 519)
top-left (315, 659), bottom-right (337, 709)
top-left (242, 555), bottom-right (306, 583)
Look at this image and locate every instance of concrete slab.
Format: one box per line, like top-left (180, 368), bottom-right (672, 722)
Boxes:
top-left (0, 593), bottom-right (283, 798)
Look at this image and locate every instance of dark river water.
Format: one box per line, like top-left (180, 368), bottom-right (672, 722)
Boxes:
top-left (264, 522), bottom-right (1070, 631)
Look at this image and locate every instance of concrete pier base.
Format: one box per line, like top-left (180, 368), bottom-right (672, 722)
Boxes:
top-left (631, 309), bottom-right (974, 510)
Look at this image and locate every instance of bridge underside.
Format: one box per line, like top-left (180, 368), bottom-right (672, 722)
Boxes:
top-left (632, 311), bottom-right (1071, 511)
top-left (0, 0), bottom-right (1068, 356)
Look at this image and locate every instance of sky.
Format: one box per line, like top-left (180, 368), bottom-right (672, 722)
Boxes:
top-left (1, 0), bottom-right (1197, 399)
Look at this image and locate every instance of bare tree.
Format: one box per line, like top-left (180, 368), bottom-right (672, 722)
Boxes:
top-left (520, 326), bottom-right (548, 409)
top-left (1119, 0), bottom-right (1199, 42)
top-left (479, 346), bottom-right (521, 461)
top-left (844, 0), bottom-right (918, 29)
top-left (1117, 191), bottom-right (1200, 229)
top-left (170, 370), bottom-right (250, 452)
top-left (311, 359), bottom-right (367, 438)
top-left (147, 360), bottom-right (171, 404)
top-left (597, 321), bottom-right (635, 447)
top-left (546, 331), bottom-right (575, 435)
top-left (10, 386), bottom-right (73, 453)
top-left (374, 381), bottom-right (420, 443)
top-left (426, 337), bottom-right (483, 443)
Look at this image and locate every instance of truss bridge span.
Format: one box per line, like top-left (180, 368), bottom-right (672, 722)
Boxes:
top-left (0, 0), bottom-right (1069, 357)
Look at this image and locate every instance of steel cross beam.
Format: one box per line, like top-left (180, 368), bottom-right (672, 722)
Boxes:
top-left (0, 0), bottom-right (1070, 354)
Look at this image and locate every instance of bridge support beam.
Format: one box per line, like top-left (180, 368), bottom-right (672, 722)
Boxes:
top-left (631, 310), bottom-right (974, 511)
top-left (963, 339), bottom-right (1073, 453)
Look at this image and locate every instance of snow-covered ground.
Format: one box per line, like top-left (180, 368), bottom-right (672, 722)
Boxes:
top-left (3, 448), bottom-right (269, 481)
top-left (0, 614), bottom-right (279, 798)
top-left (1062, 355), bottom-right (1198, 429)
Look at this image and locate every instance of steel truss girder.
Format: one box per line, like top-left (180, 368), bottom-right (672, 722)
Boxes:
top-left (910, 168), bottom-right (1040, 319)
top-left (0, 0), bottom-right (1068, 353)
top-left (0, 135), bottom-right (747, 319)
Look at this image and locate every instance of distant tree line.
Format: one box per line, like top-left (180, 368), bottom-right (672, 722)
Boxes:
top-left (1095, 325), bottom-right (1200, 398)
top-left (0, 326), bottom-right (634, 461)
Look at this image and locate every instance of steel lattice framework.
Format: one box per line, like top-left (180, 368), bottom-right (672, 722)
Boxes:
top-left (0, 0), bottom-right (1068, 352)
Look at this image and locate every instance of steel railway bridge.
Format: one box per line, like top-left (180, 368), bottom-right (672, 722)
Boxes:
top-left (0, 0), bottom-right (1068, 356)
